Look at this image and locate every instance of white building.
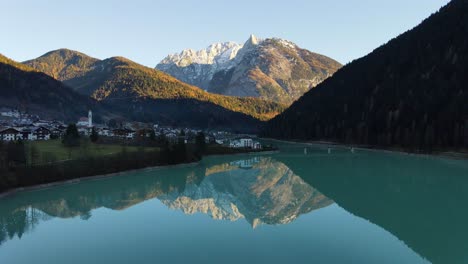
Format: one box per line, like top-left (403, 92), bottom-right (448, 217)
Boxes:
top-left (31, 127), bottom-right (51, 140)
top-left (77, 117), bottom-right (89, 127)
top-left (76, 110), bottom-right (93, 128)
top-left (230, 138), bottom-right (252, 148)
top-left (0, 128), bottom-right (22, 141)
top-left (229, 137), bottom-right (262, 149)
top-left (0, 126), bottom-right (52, 141)
top-left (240, 138), bottom-right (254, 148)
top-left (98, 128), bottom-right (113, 137)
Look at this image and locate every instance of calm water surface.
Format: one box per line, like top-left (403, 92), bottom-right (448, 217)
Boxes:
top-left (1, 142), bottom-right (468, 264)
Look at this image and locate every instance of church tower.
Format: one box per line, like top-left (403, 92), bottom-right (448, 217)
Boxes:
top-left (88, 110), bottom-right (92, 127)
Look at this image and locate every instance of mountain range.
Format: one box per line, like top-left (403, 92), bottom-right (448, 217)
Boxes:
top-left (18, 49), bottom-right (289, 130)
top-left (3, 34), bottom-right (341, 131)
top-left (264, 0), bottom-right (468, 151)
top-left (156, 35), bottom-right (341, 105)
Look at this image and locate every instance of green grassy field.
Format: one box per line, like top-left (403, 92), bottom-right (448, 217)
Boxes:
top-left (26, 140), bottom-right (159, 164)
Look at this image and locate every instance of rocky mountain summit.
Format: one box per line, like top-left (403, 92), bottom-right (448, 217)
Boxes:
top-left (156, 35), bottom-right (341, 105)
top-left (157, 42), bottom-right (242, 89)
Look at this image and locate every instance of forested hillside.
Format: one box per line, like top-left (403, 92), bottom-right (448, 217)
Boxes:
top-left (264, 0), bottom-right (468, 152)
top-left (0, 54), bottom-right (102, 122)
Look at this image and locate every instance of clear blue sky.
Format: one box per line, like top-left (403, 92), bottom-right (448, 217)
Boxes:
top-left (1, 0), bottom-right (450, 67)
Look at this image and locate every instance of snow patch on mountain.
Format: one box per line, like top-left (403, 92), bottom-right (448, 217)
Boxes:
top-left (156, 35), bottom-right (264, 90)
top-left (155, 35), bottom-right (341, 103)
top-left (159, 41), bottom-right (242, 68)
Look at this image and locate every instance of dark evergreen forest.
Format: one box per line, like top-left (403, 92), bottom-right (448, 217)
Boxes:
top-left (264, 0), bottom-right (468, 152)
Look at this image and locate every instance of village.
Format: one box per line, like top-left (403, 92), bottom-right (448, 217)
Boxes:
top-left (0, 108), bottom-right (263, 149)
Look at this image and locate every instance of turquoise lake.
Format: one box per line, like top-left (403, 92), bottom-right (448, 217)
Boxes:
top-left (1, 142), bottom-right (468, 263)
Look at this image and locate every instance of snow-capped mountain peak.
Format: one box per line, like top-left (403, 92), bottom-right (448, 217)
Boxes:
top-left (159, 41), bottom-right (242, 68)
top-left (156, 35), bottom-right (341, 104)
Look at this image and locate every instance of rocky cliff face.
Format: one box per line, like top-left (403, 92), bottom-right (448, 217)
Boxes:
top-left (156, 35), bottom-right (341, 105)
top-left (156, 42), bottom-right (242, 89)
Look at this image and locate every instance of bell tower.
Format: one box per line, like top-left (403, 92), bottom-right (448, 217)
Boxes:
top-left (88, 110), bottom-right (93, 127)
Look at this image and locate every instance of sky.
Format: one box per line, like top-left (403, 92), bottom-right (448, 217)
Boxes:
top-left (1, 0), bottom-right (451, 67)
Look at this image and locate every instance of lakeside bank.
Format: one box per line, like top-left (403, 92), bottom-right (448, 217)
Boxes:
top-left (264, 138), bottom-right (468, 160)
top-left (0, 146), bottom-right (277, 198)
top-left (0, 162), bottom-right (200, 199)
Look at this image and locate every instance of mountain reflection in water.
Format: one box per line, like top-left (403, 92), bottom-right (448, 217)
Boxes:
top-left (159, 157), bottom-right (332, 227)
top-left (0, 156), bottom-right (332, 245)
top-left (2, 144), bottom-right (468, 264)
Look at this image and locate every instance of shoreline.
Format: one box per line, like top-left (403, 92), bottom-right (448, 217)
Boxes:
top-left (0, 148), bottom-right (277, 199)
top-left (263, 138), bottom-right (468, 160)
top-left (0, 161), bottom-right (200, 200)
top-left (204, 150), bottom-right (279, 158)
